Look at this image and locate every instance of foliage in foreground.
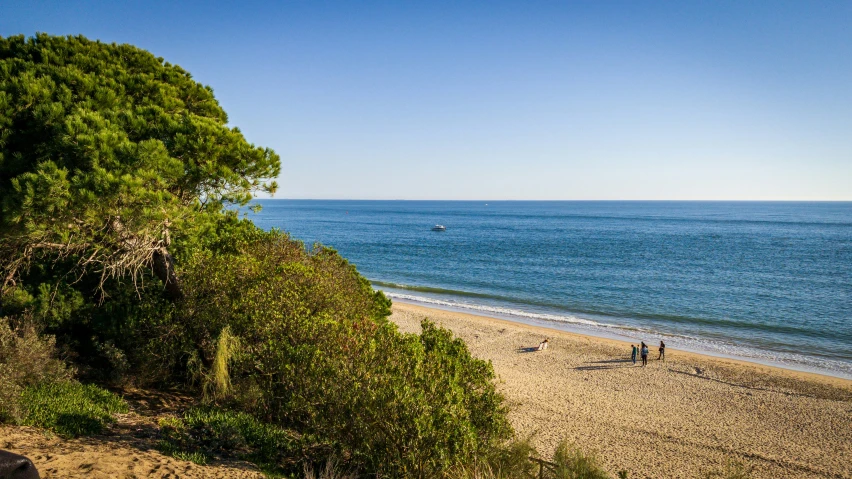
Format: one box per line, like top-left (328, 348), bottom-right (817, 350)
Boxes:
top-left (159, 232), bottom-right (513, 477)
top-left (302, 460), bottom-right (356, 479)
top-left (0, 33), bottom-right (509, 477)
top-left (0, 317), bottom-right (73, 421)
top-left (551, 440), bottom-right (611, 479)
top-left (450, 439), bottom-right (613, 479)
top-left (157, 406), bottom-right (303, 473)
top-left (20, 381), bottom-right (127, 437)
top-left (447, 437), bottom-right (538, 479)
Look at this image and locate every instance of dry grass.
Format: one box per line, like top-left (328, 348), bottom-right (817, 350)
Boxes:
top-left (204, 325), bottom-right (239, 401)
top-left (0, 318), bottom-right (73, 421)
top-left (303, 459), bottom-right (356, 479)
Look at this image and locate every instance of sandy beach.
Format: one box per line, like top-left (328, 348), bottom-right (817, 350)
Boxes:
top-left (390, 302), bottom-right (852, 479)
top-left (2, 303), bottom-right (849, 479)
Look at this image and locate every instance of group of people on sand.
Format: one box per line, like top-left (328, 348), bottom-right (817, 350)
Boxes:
top-left (631, 341), bottom-right (665, 366)
top-left (532, 337), bottom-right (667, 366)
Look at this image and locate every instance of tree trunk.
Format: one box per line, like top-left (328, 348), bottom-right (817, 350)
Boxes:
top-left (152, 247), bottom-right (182, 299)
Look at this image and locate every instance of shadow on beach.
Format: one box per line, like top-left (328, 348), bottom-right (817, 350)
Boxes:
top-left (573, 358), bottom-right (635, 371)
top-left (516, 347), bottom-right (540, 353)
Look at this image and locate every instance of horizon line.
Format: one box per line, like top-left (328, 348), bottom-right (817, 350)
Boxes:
top-left (260, 198), bottom-right (852, 203)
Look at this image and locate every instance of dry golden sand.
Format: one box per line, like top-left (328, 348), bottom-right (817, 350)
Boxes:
top-left (391, 302), bottom-right (852, 479)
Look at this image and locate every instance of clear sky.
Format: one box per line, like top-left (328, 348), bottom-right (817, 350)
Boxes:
top-left (3, 1), bottom-right (851, 200)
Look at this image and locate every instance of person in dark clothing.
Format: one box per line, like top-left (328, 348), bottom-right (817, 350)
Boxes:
top-left (658, 340), bottom-right (666, 360)
top-left (640, 342), bottom-right (649, 367)
top-left (631, 344), bottom-right (637, 365)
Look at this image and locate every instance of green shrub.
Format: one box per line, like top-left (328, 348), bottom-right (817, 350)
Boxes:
top-left (0, 318), bottom-right (73, 422)
top-left (157, 406), bottom-right (303, 474)
top-left (21, 381), bottom-right (128, 437)
top-left (161, 233), bottom-right (511, 477)
top-left (551, 441), bottom-right (611, 479)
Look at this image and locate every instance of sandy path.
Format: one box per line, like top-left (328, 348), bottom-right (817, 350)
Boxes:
top-left (0, 390), bottom-right (264, 479)
top-left (390, 302), bottom-right (852, 479)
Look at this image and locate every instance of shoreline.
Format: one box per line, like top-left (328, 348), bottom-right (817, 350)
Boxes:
top-left (389, 296), bottom-right (852, 383)
top-left (390, 302), bottom-right (852, 478)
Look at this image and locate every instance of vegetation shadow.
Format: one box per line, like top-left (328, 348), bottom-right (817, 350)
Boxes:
top-left (71, 390), bottom-right (264, 474)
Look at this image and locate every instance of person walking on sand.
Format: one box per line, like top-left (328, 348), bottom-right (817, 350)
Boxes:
top-left (658, 340), bottom-right (666, 361)
top-left (640, 342), bottom-right (649, 367)
top-left (631, 344), bottom-right (637, 365)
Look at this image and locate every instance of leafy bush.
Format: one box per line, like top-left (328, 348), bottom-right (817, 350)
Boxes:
top-left (0, 318), bottom-right (73, 421)
top-left (20, 381), bottom-right (128, 437)
top-left (1, 34), bottom-right (512, 478)
top-left (157, 232), bottom-right (511, 477)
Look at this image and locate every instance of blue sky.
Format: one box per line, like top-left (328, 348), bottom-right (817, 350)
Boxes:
top-left (3, 1), bottom-right (851, 200)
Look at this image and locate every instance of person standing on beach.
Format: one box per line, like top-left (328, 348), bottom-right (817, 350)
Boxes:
top-left (631, 344), bottom-right (637, 365)
top-left (658, 340), bottom-right (666, 360)
top-left (640, 342), bottom-right (649, 367)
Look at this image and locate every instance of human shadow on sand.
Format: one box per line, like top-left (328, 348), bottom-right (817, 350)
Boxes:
top-left (516, 347), bottom-right (541, 353)
top-left (573, 359), bottom-right (635, 371)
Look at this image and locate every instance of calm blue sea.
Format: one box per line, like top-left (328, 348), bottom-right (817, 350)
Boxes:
top-left (248, 200), bottom-right (852, 379)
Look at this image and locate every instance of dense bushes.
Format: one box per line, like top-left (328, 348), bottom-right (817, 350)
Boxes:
top-left (0, 34), bottom-right (514, 478)
top-left (0, 227), bottom-right (514, 476)
top-left (160, 232), bottom-right (512, 476)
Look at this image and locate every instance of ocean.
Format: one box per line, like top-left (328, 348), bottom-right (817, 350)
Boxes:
top-left (248, 200), bottom-right (852, 379)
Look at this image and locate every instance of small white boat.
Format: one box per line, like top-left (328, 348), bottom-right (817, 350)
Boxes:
top-left (431, 225), bottom-right (446, 231)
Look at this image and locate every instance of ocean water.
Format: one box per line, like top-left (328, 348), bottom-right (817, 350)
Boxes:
top-left (248, 200), bottom-right (852, 379)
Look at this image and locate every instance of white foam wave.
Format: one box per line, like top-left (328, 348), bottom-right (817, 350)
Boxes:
top-left (385, 292), bottom-right (602, 327)
top-left (385, 291), bottom-right (852, 379)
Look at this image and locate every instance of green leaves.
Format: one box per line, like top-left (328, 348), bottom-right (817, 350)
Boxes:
top-left (164, 231), bottom-right (511, 477)
top-left (0, 34), bottom-right (513, 477)
top-left (20, 381), bottom-right (128, 438)
top-left (0, 34), bottom-right (280, 293)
